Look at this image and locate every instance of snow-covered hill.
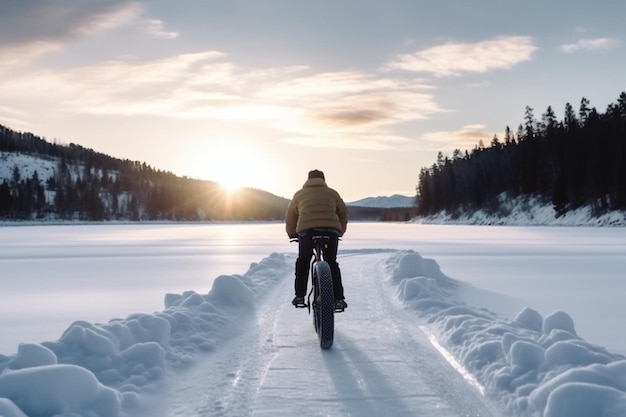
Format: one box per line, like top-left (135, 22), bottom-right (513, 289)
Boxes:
top-left (0, 152), bottom-right (57, 183)
top-left (348, 194), bottom-right (415, 208)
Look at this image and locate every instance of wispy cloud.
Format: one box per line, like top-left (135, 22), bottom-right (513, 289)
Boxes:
top-left (141, 19), bottom-right (179, 40)
top-left (263, 72), bottom-right (439, 125)
top-left (256, 72), bottom-right (442, 149)
top-left (0, 1), bottom-right (141, 48)
top-left (282, 134), bottom-right (415, 151)
top-left (422, 124), bottom-right (493, 153)
top-left (0, 0), bottom-right (142, 70)
top-left (0, 106), bottom-right (30, 132)
top-left (386, 36), bottom-right (537, 76)
top-left (0, 51), bottom-right (444, 151)
top-left (560, 38), bottom-right (619, 53)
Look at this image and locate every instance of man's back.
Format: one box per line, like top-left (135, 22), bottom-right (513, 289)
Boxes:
top-left (286, 176), bottom-right (347, 235)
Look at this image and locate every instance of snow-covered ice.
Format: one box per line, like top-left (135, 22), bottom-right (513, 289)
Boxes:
top-left (1, 223), bottom-right (625, 417)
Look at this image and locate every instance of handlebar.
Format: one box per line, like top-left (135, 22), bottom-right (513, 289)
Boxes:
top-left (289, 236), bottom-right (342, 243)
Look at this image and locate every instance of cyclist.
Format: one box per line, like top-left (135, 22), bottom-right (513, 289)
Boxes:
top-left (286, 169), bottom-right (348, 311)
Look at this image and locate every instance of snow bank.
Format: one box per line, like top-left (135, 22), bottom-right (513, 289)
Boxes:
top-left (415, 195), bottom-right (626, 226)
top-left (387, 250), bottom-right (626, 417)
top-left (0, 253), bottom-right (292, 417)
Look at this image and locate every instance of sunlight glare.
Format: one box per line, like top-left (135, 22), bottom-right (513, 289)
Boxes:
top-left (213, 144), bottom-right (248, 193)
top-left (184, 140), bottom-right (276, 193)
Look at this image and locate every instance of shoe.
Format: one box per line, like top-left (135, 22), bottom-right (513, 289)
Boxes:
top-left (334, 299), bottom-right (347, 311)
top-left (292, 296), bottom-right (305, 306)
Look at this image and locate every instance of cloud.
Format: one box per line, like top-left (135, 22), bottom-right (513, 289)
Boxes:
top-left (0, 0), bottom-right (142, 69)
top-left (0, 50), bottom-right (445, 151)
top-left (141, 19), bottom-right (179, 40)
top-left (0, 0), bottom-right (141, 47)
top-left (0, 3), bottom-right (449, 152)
top-left (0, 106), bottom-right (30, 132)
top-left (421, 124), bottom-right (493, 154)
top-left (560, 38), bottom-right (619, 53)
top-left (309, 89), bottom-right (439, 129)
top-left (258, 72), bottom-right (443, 150)
top-left (282, 133), bottom-right (415, 151)
top-left (317, 108), bottom-right (391, 126)
top-left (386, 36), bottom-right (537, 76)
top-left (259, 71), bottom-right (440, 126)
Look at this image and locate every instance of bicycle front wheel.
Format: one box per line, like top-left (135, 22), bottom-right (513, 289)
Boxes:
top-left (313, 261), bottom-right (334, 349)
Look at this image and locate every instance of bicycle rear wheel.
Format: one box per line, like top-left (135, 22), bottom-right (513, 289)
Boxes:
top-left (313, 261), bottom-right (334, 349)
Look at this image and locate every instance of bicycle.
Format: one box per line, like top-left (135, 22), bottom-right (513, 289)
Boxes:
top-left (291, 234), bottom-right (343, 349)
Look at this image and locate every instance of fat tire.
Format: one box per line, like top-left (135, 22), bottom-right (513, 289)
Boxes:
top-left (313, 268), bottom-right (320, 334)
top-left (314, 261), bottom-right (334, 349)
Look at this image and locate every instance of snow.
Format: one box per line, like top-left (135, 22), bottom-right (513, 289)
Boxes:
top-left (0, 152), bottom-right (57, 182)
top-left (387, 251), bottom-right (625, 416)
top-left (0, 223), bottom-right (625, 417)
top-left (416, 194), bottom-right (626, 226)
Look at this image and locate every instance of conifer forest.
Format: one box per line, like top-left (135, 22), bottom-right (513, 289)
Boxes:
top-left (416, 92), bottom-right (626, 219)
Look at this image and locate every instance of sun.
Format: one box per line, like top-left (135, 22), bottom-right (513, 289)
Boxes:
top-left (185, 141), bottom-right (274, 193)
top-left (218, 170), bottom-right (247, 193)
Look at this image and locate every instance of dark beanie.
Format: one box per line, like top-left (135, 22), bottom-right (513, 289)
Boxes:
top-left (308, 169), bottom-right (325, 180)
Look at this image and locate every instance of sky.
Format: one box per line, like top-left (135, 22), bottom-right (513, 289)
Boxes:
top-left (1, 1), bottom-right (626, 200)
top-left (1, 223), bottom-right (625, 417)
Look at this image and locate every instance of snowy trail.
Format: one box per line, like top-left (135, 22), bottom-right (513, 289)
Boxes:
top-left (155, 251), bottom-right (500, 417)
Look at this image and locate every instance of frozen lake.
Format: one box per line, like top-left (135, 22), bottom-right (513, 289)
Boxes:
top-left (1, 222), bottom-right (625, 356)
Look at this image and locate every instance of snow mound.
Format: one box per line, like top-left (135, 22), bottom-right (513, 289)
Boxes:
top-left (386, 250), bottom-right (626, 417)
top-left (0, 253), bottom-right (292, 417)
top-left (0, 364), bottom-right (120, 417)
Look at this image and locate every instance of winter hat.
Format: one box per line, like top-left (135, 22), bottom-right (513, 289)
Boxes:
top-left (308, 169), bottom-right (325, 180)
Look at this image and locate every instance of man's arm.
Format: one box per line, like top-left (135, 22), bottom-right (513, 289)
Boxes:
top-left (336, 196), bottom-right (348, 235)
top-left (285, 198), bottom-right (299, 237)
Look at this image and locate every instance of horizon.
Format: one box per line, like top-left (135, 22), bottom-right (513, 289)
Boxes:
top-left (1, 1), bottom-right (625, 201)
top-left (0, 146), bottom-right (415, 202)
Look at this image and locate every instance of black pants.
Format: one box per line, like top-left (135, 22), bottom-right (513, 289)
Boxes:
top-left (294, 228), bottom-right (344, 300)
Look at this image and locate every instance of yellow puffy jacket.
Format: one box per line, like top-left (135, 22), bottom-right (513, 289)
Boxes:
top-left (285, 178), bottom-right (348, 236)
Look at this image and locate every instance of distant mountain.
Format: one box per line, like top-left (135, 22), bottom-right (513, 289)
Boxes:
top-left (348, 194), bottom-right (415, 208)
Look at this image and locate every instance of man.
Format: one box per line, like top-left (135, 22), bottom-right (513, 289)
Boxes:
top-left (285, 169), bottom-right (348, 311)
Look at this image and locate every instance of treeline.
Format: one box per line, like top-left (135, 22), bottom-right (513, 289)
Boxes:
top-left (0, 125), bottom-right (290, 221)
top-left (417, 92), bottom-right (626, 218)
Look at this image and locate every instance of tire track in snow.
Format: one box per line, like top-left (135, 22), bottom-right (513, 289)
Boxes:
top-left (350, 252), bottom-right (500, 417)
top-left (252, 251), bottom-right (501, 417)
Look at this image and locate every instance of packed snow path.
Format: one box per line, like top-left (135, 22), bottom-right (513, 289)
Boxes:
top-left (155, 251), bottom-right (499, 417)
